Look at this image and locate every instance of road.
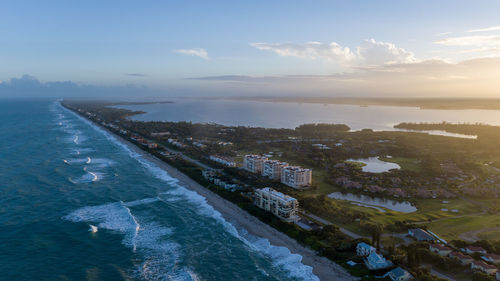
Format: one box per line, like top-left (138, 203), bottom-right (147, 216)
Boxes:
top-left (300, 211), bottom-right (368, 239)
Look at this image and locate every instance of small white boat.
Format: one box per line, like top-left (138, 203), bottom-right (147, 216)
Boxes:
top-left (89, 224), bottom-right (98, 233)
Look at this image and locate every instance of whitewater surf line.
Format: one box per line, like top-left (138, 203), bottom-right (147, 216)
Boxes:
top-left (121, 201), bottom-right (140, 252)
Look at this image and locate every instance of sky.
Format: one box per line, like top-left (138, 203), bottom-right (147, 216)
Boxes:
top-left (1, 0), bottom-right (500, 98)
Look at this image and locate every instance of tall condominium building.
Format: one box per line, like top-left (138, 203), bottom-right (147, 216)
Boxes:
top-left (254, 187), bottom-right (299, 222)
top-left (281, 166), bottom-right (312, 188)
top-left (243, 154), bottom-right (268, 173)
top-left (262, 160), bottom-right (288, 179)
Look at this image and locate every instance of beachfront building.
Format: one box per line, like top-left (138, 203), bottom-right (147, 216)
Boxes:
top-left (364, 251), bottom-right (392, 270)
top-left (449, 251), bottom-right (474, 265)
top-left (408, 228), bottom-right (435, 242)
top-left (209, 155), bottom-right (236, 167)
top-left (356, 242), bottom-right (376, 257)
top-left (471, 260), bottom-right (498, 275)
top-left (243, 155), bottom-right (268, 173)
top-left (429, 244), bottom-right (452, 256)
top-left (254, 187), bottom-right (299, 222)
top-left (281, 166), bottom-right (312, 189)
top-left (262, 160), bottom-right (288, 179)
top-left (387, 267), bottom-right (413, 281)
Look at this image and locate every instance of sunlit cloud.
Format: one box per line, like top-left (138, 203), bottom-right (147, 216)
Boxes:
top-left (435, 31), bottom-right (452, 37)
top-left (190, 57), bottom-right (500, 97)
top-left (174, 48), bottom-right (209, 59)
top-left (434, 35), bottom-right (500, 47)
top-left (467, 26), bottom-right (500, 33)
top-left (250, 39), bottom-right (417, 68)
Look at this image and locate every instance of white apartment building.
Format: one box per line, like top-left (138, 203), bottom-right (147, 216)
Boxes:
top-left (209, 155), bottom-right (236, 167)
top-left (254, 187), bottom-right (299, 222)
top-left (243, 154), bottom-right (268, 173)
top-left (262, 160), bottom-right (288, 179)
top-left (281, 166), bottom-right (312, 188)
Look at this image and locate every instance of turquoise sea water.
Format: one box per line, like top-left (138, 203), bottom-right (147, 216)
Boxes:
top-left (0, 100), bottom-right (318, 281)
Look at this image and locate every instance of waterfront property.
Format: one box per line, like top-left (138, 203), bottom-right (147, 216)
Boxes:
top-left (429, 244), bottom-right (452, 256)
top-left (408, 228), bottom-right (435, 242)
top-left (262, 159), bottom-right (288, 180)
top-left (209, 155), bottom-right (236, 167)
top-left (243, 154), bottom-right (268, 173)
top-left (254, 187), bottom-right (299, 222)
top-left (281, 166), bottom-right (312, 189)
top-left (387, 267), bottom-right (413, 281)
top-left (356, 242), bottom-right (376, 257)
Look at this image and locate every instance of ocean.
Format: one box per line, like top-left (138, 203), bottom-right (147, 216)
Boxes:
top-left (0, 99), bottom-right (319, 281)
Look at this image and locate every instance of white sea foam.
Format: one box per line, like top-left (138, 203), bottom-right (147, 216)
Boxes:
top-left (64, 200), bottom-right (193, 281)
top-left (59, 102), bottom-right (321, 281)
top-left (86, 157), bottom-right (92, 164)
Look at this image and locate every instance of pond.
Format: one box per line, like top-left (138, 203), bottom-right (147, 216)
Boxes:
top-left (347, 157), bottom-right (401, 173)
top-left (328, 192), bottom-right (417, 213)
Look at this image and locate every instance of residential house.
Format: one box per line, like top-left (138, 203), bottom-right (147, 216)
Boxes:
top-left (364, 251), bottom-right (392, 270)
top-left (471, 260), bottom-right (498, 275)
top-left (482, 253), bottom-right (500, 264)
top-left (465, 246), bottom-right (487, 255)
top-left (387, 267), bottom-right (413, 281)
top-left (356, 242), bottom-right (376, 257)
top-left (430, 244), bottom-right (452, 256)
top-left (448, 251), bottom-right (474, 265)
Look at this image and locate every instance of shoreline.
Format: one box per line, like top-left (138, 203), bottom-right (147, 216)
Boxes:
top-left (70, 106), bottom-right (356, 281)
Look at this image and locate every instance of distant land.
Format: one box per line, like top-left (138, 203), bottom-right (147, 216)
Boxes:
top-left (237, 97), bottom-right (500, 110)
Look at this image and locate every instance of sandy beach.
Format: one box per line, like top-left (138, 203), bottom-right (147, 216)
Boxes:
top-left (100, 124), bottom-right (357, 281)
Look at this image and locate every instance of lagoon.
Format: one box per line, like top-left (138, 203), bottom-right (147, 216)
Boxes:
top-left (347, 157), bottom-right (401, 173)
top-left (328, 192), bottom-right (417, 213)
top-left (115, 99), bottom-right (500, 134)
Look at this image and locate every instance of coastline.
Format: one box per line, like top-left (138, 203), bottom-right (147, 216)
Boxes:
top-left (68, 106), bottom-right (357, 281)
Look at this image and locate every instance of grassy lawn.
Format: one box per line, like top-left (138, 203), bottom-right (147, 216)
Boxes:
top-left (477, 229), bottom-right (500, 241)
top-left (379, 156), bottom-right (422, 172)
top-left (427, 214), bottom-right (500, 241)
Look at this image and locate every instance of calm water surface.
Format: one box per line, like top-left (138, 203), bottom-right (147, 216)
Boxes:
top-left (328, 192), bottom-right (417, 213)
top-left (116, 99), bottom-right (500, 132)
top-left (347, 157), bottom-right (401, 173)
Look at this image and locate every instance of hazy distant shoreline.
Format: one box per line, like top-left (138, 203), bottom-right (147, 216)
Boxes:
top-left (233, 97), bottom-right (500, 110)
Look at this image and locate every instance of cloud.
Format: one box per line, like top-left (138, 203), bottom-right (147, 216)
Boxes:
top-left (434, 35), bottom-right (500, 46)
top-left (188, 57), bottom-right (500, 97)
top-left (0, 75), bottom-right (156, 98)
top-left (174, 48), bottom-right (209, 59)
top-left (250, 42), bottom-right (354, 63)
top-left (125, 73), bottom-right (149, 77)
top-left (250, 39), bottom-right (417, 67)
top-left (467, 26), bottom-right (500, 33)
top-left (435, 32), bottom-right (452, 37)
top-left (356, 39), bottom-right (417, 66)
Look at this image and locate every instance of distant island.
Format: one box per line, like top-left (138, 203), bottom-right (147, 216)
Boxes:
top-left (238, 97), bottom-right (500, 110)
